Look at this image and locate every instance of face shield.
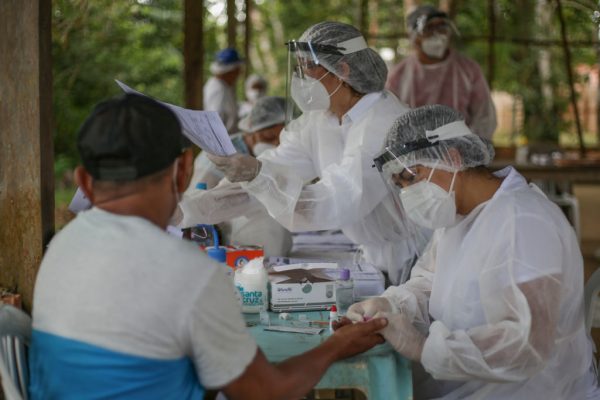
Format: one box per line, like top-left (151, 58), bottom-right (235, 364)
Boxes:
top-left (284, 37), bottom-right (368, 121)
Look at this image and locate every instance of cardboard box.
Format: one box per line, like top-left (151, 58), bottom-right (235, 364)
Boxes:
top-left (269, 263), bottom-right (338, 312)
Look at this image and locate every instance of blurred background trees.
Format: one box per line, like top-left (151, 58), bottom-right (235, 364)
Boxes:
top-left (52, 0), bottom-right (600, 180)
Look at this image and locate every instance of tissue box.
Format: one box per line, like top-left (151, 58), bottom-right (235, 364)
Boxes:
top-left (269, 263), bottom-right (338, 312)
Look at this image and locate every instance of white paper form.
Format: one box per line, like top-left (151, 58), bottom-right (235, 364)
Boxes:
top-left (115, 80), bottom-right (236, 156)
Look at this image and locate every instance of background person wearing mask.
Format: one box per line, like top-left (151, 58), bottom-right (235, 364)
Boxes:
top-left (30, 93), bottom-right (388, 399)
top-left (386, 5), bottom-right (497, 140)
top-left (204, 47), bottom-right (243, 133)
top-left (185, 96), bottom-right (292, 257)
top-left (238, 74), bottom-right (269, 119)
top-left (183, 21), bottom-right (426, 284)
top-left (345, 105), bottom-right (598, 399)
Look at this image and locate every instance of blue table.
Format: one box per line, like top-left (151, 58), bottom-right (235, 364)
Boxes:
top-left (245, 311), bottom-right (412, 400)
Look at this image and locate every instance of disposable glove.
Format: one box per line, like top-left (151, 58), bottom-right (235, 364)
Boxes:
top-left (207, 153), bottom-right (262, 183)
top-left (346, 297), bottom-right (394, 322)
top-left (177, 182), bottom-right (255, 227)
top-left (374, 311), bottom-right (426, 362)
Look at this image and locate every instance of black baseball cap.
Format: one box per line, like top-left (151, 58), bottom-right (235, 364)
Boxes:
top-left (77, 93), bottom-right (190, 181)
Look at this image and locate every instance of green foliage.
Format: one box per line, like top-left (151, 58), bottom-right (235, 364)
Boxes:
top-left (52, 0), bottom-right (184, 165)
top-left (53, 0), bottom-right (600, 164)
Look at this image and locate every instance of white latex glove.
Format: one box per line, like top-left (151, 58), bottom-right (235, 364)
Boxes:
top-left (177, 182), bottom-right (253, 227)
top-left (374, 311), bottom-right (426, 362)
top-left (207, 153), bottom-right (262, 183)
top-left (346, 297), bottom-right (394, 322)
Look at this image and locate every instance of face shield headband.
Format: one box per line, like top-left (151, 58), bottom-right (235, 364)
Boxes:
top-left (285, 36), bottom-right (368, 122)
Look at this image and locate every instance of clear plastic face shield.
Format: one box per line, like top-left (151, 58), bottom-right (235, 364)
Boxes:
top-left (284, 36), bottom-right (368, 123)
top-left (373, 121), bottom-right (473, 254)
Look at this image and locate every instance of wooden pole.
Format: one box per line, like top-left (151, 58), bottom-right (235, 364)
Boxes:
top-left (359, 0), bottom-right (369, 39)
top-left (184, 0), bottom-right (204, 110)
top-left (0, 0), bottom-right (54, 311)
top-left (244, 0), bottom-right (252, 78)
top-left (487, 0), bottom-right (495, 90)
top-left (556, 0), bottom-right (586, 156)
top-left (227, 0), bottom-right (236, 49)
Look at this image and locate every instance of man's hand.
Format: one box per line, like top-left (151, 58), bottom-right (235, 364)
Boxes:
top-left (374, 312), bottom-right (425, 362)
top-left (346, 297), bottom-right (394, 322)
top-left (207, 153), bottom-right (261, 182)
top-left (325, 317), bottom-right (387, 361)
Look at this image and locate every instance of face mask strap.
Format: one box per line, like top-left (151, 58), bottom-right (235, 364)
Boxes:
top-left (328, 80), bottom-right (343, 98)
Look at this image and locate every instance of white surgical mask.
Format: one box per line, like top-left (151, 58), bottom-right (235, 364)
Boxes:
top-left (246, 89), bottom-right (262, 103)
top-left (252, 142), bottom-right (276, 157)
top-left (291, 71), bottom-right (342, 112)
top-left (421, 34), bottom-right (449, 59)
top-left (399, 167), bottom-right (458, 230)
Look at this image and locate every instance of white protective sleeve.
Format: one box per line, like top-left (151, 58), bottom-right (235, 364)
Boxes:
top-left (177, 180), bottom-right (263, 227)
top-left (420, 212), bottom-right (566, 382)
top-left (421, 275), bottom-right (561, 382)
top-left (381, 232), bottom-right (439, 333)
top-left (241, 114), bottom-right (388, 232)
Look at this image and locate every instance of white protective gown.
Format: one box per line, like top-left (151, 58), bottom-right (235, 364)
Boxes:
top-left (203, 76), bottom-right (238, 133)
top-left (241, 91), bottom-right (421, 284)
top-left (386, 51), bottom-right (497, 140)
top-left (382, 167), bottom-right (599, 399)
top-left (183, 134), bottom-right (292, 258)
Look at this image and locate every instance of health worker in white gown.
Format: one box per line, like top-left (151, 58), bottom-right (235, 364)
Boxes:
top-left (190, 21), bottom-right (425, 284)
top-left (347, 104), bottom-right (600, 399)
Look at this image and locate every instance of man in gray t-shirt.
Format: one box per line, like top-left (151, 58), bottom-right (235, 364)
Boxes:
top-left (30, 93), bottom-right (388, 400)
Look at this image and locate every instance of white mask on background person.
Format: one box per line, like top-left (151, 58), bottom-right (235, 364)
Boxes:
top-left (290, 71), bottom-right (342, 112)
top-left (421, 33), bottom-right (450, 59)
top-left (245, 89), bottom-right (262, 103)
top-left (252, 142), bottom-right (276, 157)
top-left (399, 167), bottom-right (458, 230)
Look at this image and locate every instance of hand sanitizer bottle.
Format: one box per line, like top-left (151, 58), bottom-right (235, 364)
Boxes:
top-left (335, 269), bottom-right (354, 316)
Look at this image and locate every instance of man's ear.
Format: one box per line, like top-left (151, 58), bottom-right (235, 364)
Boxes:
top-left (337, 62), bottom-right (351, 81)
top-left (447, 148), bottom-right (463, 169)
top-left (177, 149), bottom-right (194, 192)
top-left (74, 166), bottom-right (95, 203)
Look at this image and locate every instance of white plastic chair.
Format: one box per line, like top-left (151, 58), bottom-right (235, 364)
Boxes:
top-left (0, 304), bottom-right (31, 400)
top-left (0, 335), bottom-right (28, 400)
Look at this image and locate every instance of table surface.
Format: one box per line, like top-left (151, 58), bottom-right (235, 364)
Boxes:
top-left (245, 311), bottom-right (412, 400)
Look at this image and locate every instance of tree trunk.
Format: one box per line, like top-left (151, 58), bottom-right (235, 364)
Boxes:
top-left (0, 0), bottom-right (54, 311)
top-left (184, 0), bottom-right (204, 110)
top-left (244, 0), bottom-right (252, 78)
top-left (227, 0), bottom-right (236, 49)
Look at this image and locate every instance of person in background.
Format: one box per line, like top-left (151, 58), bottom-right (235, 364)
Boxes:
top-left (204, 48), bottom-right (243, 133)
top-left (185, 96), bottom-right (292, 257)
top-left (238, 74), bottom-right (269, 119)
top-left (180, 21), bottom-right (426, 285)
top-left (29, 93), bottom-right (388, 399)
top-left (386, 5), bottom-right (497, 140)
top-left (346, 104), bottom-right (598, 399)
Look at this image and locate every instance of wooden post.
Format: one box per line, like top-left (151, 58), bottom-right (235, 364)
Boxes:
top-left (244, 0), bottom-right (252, 78)
top-left (556, 0), bottom-right (586, 156)
top-left (184, 0), bottom-right (204, 110)
top-left (359, 0), bottom-right (369, 39)
top-left (0, 0), bottom-right (54, 311)
top-left (487, 0), bottom-right (495, 90)
top-left (227, 0), bottom-right (236, 49)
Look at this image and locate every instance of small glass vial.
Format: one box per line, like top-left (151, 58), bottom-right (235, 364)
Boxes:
top-left (335, 269), bottom-right (354, 316)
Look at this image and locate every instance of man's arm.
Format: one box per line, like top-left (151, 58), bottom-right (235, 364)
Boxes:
top-left (223, 318), bottom-right (387, 400)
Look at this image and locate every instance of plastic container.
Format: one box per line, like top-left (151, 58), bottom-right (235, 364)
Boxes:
top-left (335, 269), bottom-right (354, 316)
top-left (234, 257), bottom-right (268, 313)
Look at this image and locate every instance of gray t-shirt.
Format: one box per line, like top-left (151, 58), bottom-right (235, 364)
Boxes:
top-left (32, 207), bottom-right (257, 390)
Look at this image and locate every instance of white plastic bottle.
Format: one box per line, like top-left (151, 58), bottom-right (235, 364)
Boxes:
top-left (234, 257), bottom-right (268, 313)
top-left (335, 269), bottom-right (354, 316)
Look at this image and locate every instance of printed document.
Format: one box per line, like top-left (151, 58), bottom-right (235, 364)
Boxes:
top-left (115, 80), bottom-right (236, 156)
